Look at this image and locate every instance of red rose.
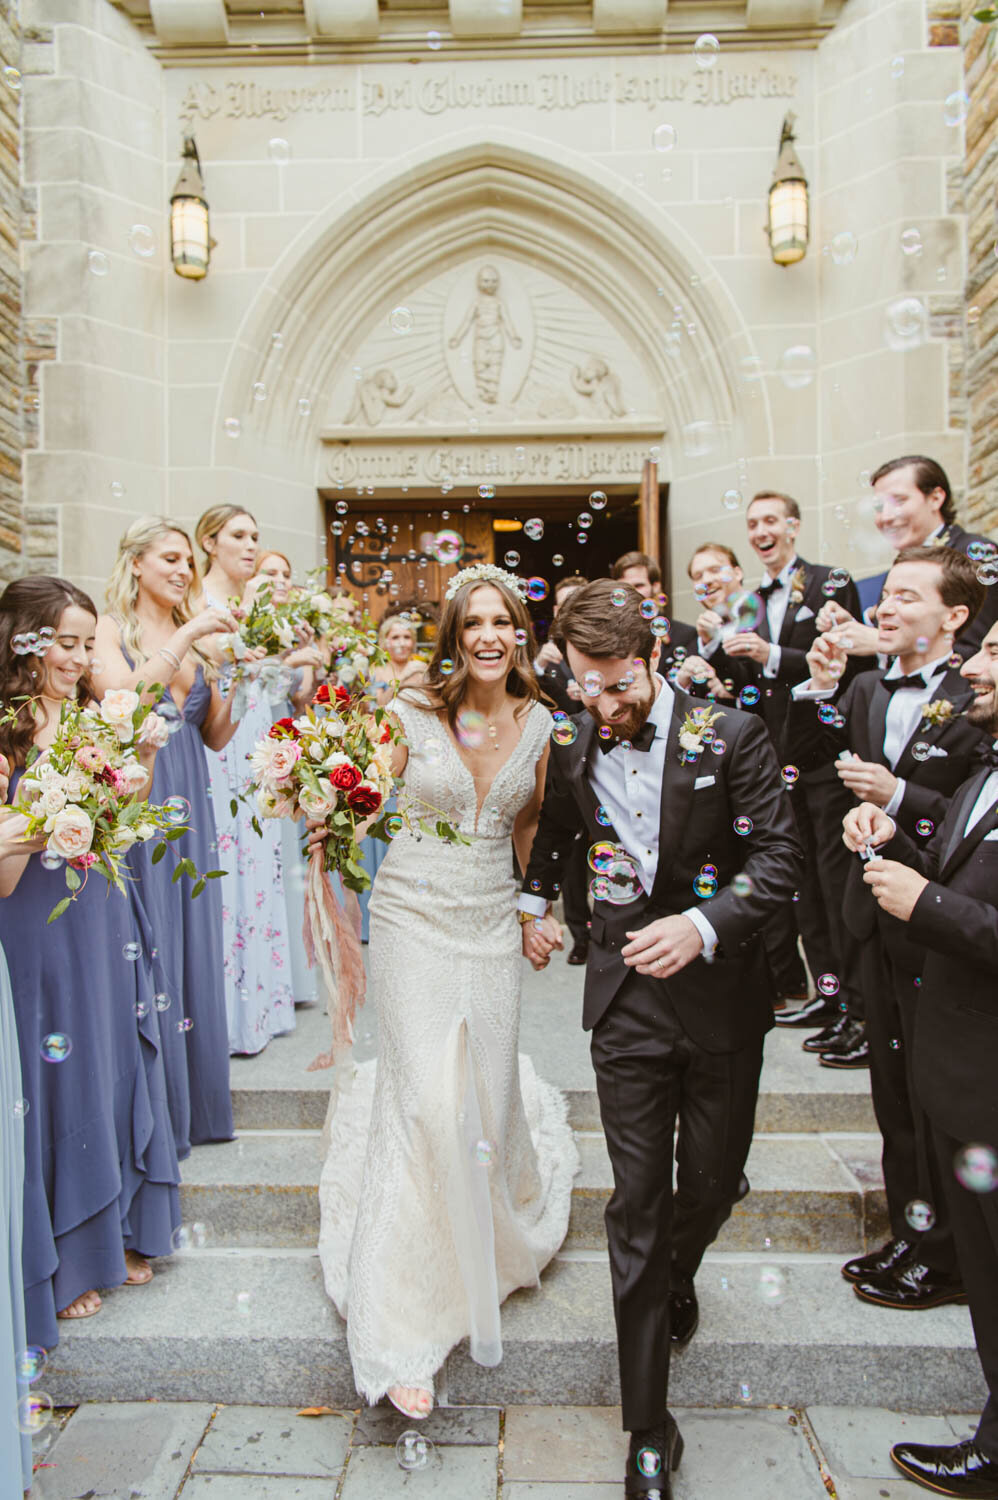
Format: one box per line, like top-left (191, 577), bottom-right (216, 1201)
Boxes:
top-left (312, 684), bottom-right (330, 705)
top-left (334, 684), bottom-right (351, 706)
top-left (379, 723), bottom-right (392, 744)
top-left (347, 781), bottom-right (382, 815)
top-left (269, 717), bottom-right (299, 740)
top-left (328, 762), bottom-right (363, 792)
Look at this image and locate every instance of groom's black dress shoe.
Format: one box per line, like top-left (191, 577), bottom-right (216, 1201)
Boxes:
top-left (802, 1012), bottom-right (851, 1052)
top-left (773, 995), bottom-right (841, 1028)
top-left (626, 1416), bottom-right (684, 1497)
top-left (891, 1438), bottom-right (998, 1497)
top-left (669, 1289), bottom-right (699, 1349)
top-left (841, 1237), bottom-right (914, 1284)
top-left (853, 1259), bottom-right (967, 1309)
top-left (566, 942), bottom-right (589, 966)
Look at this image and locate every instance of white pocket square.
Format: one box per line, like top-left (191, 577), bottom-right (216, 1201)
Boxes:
top-left (795, 605), bottom-right (814, 621)
top-left (984, 830), bottom-right (998, 841)
top-left (694, 775), bottom-right (716, 789)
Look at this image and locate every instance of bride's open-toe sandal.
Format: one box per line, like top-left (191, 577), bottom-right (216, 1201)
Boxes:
top-left (387, 1385), bottom-right (434, 1421)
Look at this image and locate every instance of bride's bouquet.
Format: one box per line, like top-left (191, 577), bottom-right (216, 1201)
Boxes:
top-left (5, 687), bottom-right (220, 921)
top-left (247, 674), bottom-right (466, 1071)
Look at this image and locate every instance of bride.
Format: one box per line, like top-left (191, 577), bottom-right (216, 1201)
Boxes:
top-left (316, 564), bottom-right (579, 1419)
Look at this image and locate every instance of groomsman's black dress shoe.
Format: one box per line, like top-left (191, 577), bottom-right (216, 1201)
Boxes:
top-left (669, 1288), bottom-right (699, 1349)
top-left (891, 1437), bottom-right (998, 1497)
top-left (773, 995), bottom-right (841, 1028)
top-left (819, 1021), bottom-right (869, 1069)
top-left (853, 1259), bottom-right (967, 1309)
top-left (566, 942), bottom-right (589, 966)
top-left (802, 1012), bottom-right (851, 1053)
top-left (626, 1416), bottom-right (684, 1497)
top-left (841, 1237), bottom-right (914, 1284)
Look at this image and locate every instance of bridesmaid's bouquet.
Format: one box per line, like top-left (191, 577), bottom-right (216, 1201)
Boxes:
top-left (3, 687), bottom-right (221, 921)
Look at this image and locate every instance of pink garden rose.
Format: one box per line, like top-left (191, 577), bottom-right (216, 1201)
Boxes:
top-left (47, 806), bottom-right (95, 860)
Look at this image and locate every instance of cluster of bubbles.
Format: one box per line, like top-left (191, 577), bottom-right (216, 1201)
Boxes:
top-left (10, 627), bottom-right (56, 656)
top-left (693, 862), bottom-right (717, 899)
top-left (587, 841), bottom-right (642, 904)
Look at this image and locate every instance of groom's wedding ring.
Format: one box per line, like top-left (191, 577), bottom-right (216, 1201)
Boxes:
top-left (653, 956), bottom-right (664, 970)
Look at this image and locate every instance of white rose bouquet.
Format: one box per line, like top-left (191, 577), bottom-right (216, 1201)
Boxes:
top-left (4, 686), bottom-right (222, 921)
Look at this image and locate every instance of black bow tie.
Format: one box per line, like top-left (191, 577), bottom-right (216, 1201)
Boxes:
top-left (882, 668), bottom-right (944, 694)
top-left (596, 720), bottom-right (657, 754)
top-left (758, 577), bottom-right (784, 601)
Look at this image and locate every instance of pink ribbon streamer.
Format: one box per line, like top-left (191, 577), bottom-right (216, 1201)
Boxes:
top-left (304, 848), bottom-right (367, 1072)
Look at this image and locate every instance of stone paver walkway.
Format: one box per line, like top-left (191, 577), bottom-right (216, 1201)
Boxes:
top-left (27, 1401), bottom-right (981, 1498)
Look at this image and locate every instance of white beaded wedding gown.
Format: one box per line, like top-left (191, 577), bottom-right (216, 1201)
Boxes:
top-left (317, 693), bottom-right (579, 1403)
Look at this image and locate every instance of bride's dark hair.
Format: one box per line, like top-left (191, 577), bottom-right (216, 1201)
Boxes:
top-left (404, 575), bottom-right (543, 730)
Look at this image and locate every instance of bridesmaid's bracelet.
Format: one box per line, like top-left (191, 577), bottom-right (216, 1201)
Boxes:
top-left (159, 647), bottom-right (182, 670)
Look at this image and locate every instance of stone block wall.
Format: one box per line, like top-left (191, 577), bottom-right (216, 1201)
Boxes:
top-left (0, 0), bottom-right (23, 579)
top-left (962, 0), bottom-right (998, 533)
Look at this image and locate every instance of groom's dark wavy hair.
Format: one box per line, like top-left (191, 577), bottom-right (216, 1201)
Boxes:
top-left (553, 578), bottom-right (657, 665)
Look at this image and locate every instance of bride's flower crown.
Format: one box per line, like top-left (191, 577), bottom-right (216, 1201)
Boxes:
top-left (444, 563), bottom-right (528, 603)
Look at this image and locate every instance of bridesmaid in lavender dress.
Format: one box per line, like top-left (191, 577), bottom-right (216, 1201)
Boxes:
top-left (95, 518), bottom-right (242, 1150)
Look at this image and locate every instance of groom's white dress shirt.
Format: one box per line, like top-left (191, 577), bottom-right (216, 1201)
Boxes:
top-left (519, 675), bottom-right (718, 957)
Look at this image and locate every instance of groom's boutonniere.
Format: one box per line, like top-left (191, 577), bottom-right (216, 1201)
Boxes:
top-left (788, 566), bottom-right (807, 607)
top-left (678, 703), bottom-right (725, 764)
top-left (921, 698), bottom-right (954, 730)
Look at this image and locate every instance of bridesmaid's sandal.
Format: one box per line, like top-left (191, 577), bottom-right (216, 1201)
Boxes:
top-left (387, 1386), bottom-right (434, 1420)
top-left (123, 1251), bottom-right (153, 1286)
top-left (57, 1290), bottom-right (102, 1320)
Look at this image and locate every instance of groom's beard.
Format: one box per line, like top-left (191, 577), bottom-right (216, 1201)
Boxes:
top-left (586, 683), bottom-right (656, 744)
top-left (967, 684), bottom-right (998, 736)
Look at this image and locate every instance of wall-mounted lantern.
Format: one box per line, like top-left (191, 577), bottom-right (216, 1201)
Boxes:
top-left (766, 113), bottom-right (809, 267)
top-left (170, 136), bottom-right (213, 281)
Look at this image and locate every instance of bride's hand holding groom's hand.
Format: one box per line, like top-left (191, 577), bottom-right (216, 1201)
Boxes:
top-left (522, 913), bottom-right (563, 971)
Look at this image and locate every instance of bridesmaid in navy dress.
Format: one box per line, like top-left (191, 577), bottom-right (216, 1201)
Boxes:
top-left (0, 577), bottom-right (181, 1343)
top-left (94, 519), bottom-right (241, 1151)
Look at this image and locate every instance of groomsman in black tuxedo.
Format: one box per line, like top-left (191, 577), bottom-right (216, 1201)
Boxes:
top-left (520, 579), bottom-right (801, 1499)
top-left (820, 454), bottom-right (998, 655)
top-left (841, 619), bottom-right (998, 1498)
top-left (790, 547), bottom-right (988, 1309)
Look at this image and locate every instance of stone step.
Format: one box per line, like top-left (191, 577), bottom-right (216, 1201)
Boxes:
top-left (44, 1249), bottom-right (984, 1414)
top-left (230, 1001), bottom-right (877, 1135)
top-left (180, 1129), bottom-right (888, 1255)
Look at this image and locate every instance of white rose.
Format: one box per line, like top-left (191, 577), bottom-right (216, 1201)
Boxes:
top-left (112, 825), bottom-right (139, 849)
top-left (134, 821), bottom-right (157, 842)
top-left (275, 618), bottom-right (296, 651)
top-left (37, 785), bottom-right (68, 817)
top-left (47, 806), bottom-right (94, 860)
top-left (249, 737), bottom-right (301, 788)
top-left (99, 688), bottom-right (140, 744)
top-left (118, 761), bottom-right (150, 795)
top-left (678, 730), bottom-right (702, 753)
top-left (298, 779), bottom-right (336, 820)
top-left (256, 787), bottom-right (295, 820)
top-left (137, 712), bottom-right (170, 749)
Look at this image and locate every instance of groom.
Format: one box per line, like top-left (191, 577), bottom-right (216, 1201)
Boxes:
top-left (521, 579), bottom-right (801, 1498)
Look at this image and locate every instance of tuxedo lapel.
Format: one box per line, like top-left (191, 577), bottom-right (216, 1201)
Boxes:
top-left (893, 671), bottom-right (971, 779)
top-left (941, 770), bottom-right (998, 879)
top-left (650, 690), bottom-right (701, 903)
top-left (777, 557), bottom-right (813, 646)
top-left (865, 677), bottom-right (891, 767)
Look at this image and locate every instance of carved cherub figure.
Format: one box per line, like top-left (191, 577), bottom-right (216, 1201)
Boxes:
top-left (345, 368), bottom-right (412, 426)
top-left (448, 264), bottom-right (522, 404)
top-left (571, 355), bottom-right (626, 419)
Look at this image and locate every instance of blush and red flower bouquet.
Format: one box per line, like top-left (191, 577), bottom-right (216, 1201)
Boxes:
top-left (2, 685), bottom-right (221, 921)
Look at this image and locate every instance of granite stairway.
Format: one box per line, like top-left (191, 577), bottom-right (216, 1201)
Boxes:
top-left (46, 963), bottom-right (985, 1414)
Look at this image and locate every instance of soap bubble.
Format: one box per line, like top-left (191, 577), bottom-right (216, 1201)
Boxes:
top-left (611, 588), bottom-right (628, 607)
top-left (595, 806), bottom-right (612, 827)
top-left (757, 1266), bottom-right (787, 1306)
top-left (637, 1447), bottom-right (662, 1477)
top-left (551, 553), bottom-right (564, 567)
top-left (711, 738), bottom-right (727, 756)
top-left (431, 530), bottom-right (464, 565)
top-left (830, 231), bottom-right (858, 266)
top-left (163, 795), bottom-right (191, 825)
top-left (40, 850), bottom-right (63, 871)
top-left (3, 65), bottom-right (22, 91)
top-left (504, 551), bottom-right (520, 568)
top-left (911, 742), bottom-right (931, 762)
top-left (650, 617), bottom-right (670, 639)
top-left (590, 876), bottom-right (611, 900)
top-left (474, 1139), bottom-right (493, 1165)
top-left (639, 599), bottom-right (657, 620)
top-left (694, 32), bottom-right (720, 68)
top-left (171, 1221), bottom-right (209, 1253)
top-left (977, 562), bottom-right (998, 586)
top-left (268, 137), bottom-right (291, 164)
top-left (817, 973), bottom-right (840, 997)
top-left (128, 224), bottom-right (155, 258)
top-left (577, 512), bottom-right (593, 530)
top-left (693, 873), bottom-right (717, 898)
top-left (40, 1034), bottom-right (72, 1063)
top-left (552, 721), bottom-right (578, 746)
top-left (456, 710), bottom-right (487, 749)
top-left (588, 842), bottom-right (617, 873)
top-left (154, 992), bottom-right (171, 1012)
top-left (514, 629), bottom-right (527, 646)
top-left (426, 29), bottom-right (442, 49)
top-left (177, 1017), bottom-right (194, 1033)
top-left (524, 518), bottom-right (544, 541)
top-left (16, 1393), bottom-right (53, 1434)
top-left (652, 123), bottom-right (676, 152)
top-left (224, 417), bottom-right (241, 439)
top-left (581, 670), bottom-right (605, 698)
top-left (16, 1346), bottom-right (47, 1383)
top-left (731, 872), bottom-right (753, 898)
top-left (600, 853), bottom-right (643, 905)
top-left (778, 345), bottom-right (817, 390)
top-left (722, 489), bottom-right (742, 512)
top-left (901, 227), bottom-right (922, 257)
top-left (738, 1383), bottom-right (752, 1403)
top-left (943, 90), bottom-right (969, 127)
top-left (335, 499), bottom-right (349, 516)
top-left (385, 814), bottom-right (404, 839)
top-left (12, 1098), bottom-right (28, 1118)
top-left (891, 55), bottom-right (905, 78)
top-left (88, 250), bottom-right (109, 277)
top-left (135, 997), bottom-right (150, 1019)
top-left (389, 305), bottom-right (413, 335)
top-left (589, 490), bottom-right (608, 510)
top-left (915, 819), bottom-right (934, 838)
top-left (396, 1430), bottom-right (435, 1471)
top-left (733, 816), bottom-right (753, 836)
top-left (738, 686), bottom-right (761, 708)
top-left (526, 577), bottom-right (549, 601)
top-left (235, 1290), bottom-right (251, 1314)
top-left (478, 483), bottom-right (495, 500)
top-left (781, 765), bottom-right (800, 786)
top-left (905, 1199), bottom-right (935, 1232)
top-left (953, 1144), bottom-right (998, 1195)
top-left (297, 397), bottom-right (311, 417)
top-left (885, 297), bottom-right (927, 351)
top-left (252, 381), bottom-right (266, 403)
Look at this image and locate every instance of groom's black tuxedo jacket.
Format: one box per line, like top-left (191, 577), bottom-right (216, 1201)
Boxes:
top-left (523, 689), bottom-right (802, 1051)
top-left (789, 665), bottom-right (988, 970)
top-left (878, 771), bottom-right (998, 1146)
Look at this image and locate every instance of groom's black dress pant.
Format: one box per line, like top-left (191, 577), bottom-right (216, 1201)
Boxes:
top-left (590, 969), bottom-right (763, 1432)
